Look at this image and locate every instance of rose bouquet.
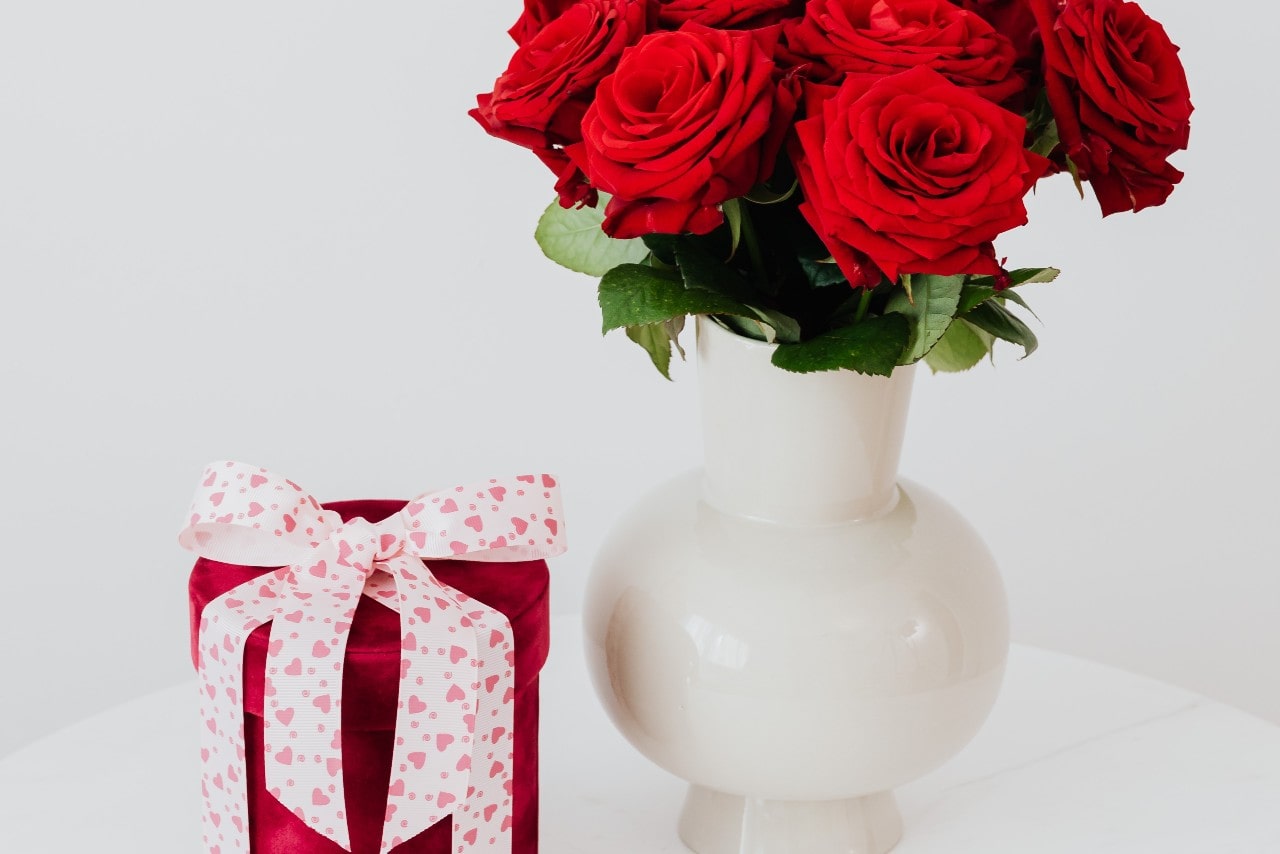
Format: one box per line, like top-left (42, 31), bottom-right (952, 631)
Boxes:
top-left (473, 0), bottom-right (1191, 377)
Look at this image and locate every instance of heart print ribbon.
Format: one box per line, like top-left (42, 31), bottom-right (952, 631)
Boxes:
top-left (179, 461), bottom-right (566, 853)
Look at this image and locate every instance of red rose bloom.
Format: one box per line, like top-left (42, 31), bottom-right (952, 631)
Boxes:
top-left (472, 0), bottom-right (649, 207)
top-left (953, 0), bottom-right (1043, 109)
top-left (953, 0), bottom-right (1041, 66)
top-left (1031, 0), bottom-right (1192, 215)
top-left (508, 0), bottom-right (584, 45)
top-left (566, 25), bottom-right (797, 237)
top-left (781, 0), bottom-right (1024, 103)
top-left (655, 0), bottom-right (802, 30)
top-left (792, 66), bottom-right (1049, 285)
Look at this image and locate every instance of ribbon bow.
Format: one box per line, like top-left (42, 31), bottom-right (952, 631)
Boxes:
top-left (180, 461), bottom-right (566, 853)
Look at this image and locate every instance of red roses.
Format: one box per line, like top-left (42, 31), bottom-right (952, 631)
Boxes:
top-left (566, 26), bottom-right (796, 237)
top-left (471, 0), bottom-right (648, 208)
top-left (655, 0), bottom-right (801, 29)
top-left (794, 67), bottom-right (1048, 284)
top-left (782, 0), bottom-right (1024, 103)
top-left (476, 0), bottom-right (1191, 285)
top-left (1032, 0), bottom-right (1193, 215)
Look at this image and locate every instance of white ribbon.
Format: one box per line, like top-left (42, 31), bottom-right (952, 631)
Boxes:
top-left (181, 461), bottom-right (566, 853)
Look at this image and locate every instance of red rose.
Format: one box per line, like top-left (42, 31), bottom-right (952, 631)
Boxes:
top-left (1031, 0), bottom-right (1192, 215)
top-left (792, 66), bottom-right (1049, 285)
top-left (953, 0), bottom-right (1040, 66)
top-left (953, 0), bottom-right (1042, 109)
top-left (566, 25), bottom-right (797, 238)
top-left (781, 0), bottom-right (1024, 103)
top-left (654, 0), bottom-right (802, 30)
top-left (508, 0), bottom-right (584, 45)
top-left (472, 0), bottom-right (649, 207)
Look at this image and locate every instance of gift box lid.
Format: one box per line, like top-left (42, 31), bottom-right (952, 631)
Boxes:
top-left (188, 498), bottom-right (551, 731)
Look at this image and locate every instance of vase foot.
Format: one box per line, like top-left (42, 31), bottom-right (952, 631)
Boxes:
top-left (677, 785), bottom-right (903, 854)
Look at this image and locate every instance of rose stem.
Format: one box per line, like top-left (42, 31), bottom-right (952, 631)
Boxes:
top-left (736, 200), bottom-right (769, 289)
top-left (854, 288), bottom-right (874, 323)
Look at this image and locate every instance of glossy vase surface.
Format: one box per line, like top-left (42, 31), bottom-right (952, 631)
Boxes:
top-left (583, 317), bottom-right (1010, 854)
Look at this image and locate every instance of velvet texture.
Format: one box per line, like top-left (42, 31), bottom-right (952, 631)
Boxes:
top-left (189, 499), bottom-right (550, 853)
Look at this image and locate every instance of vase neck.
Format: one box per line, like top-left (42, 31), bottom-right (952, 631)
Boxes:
top-left (696, 317), bottom-right (915, 525)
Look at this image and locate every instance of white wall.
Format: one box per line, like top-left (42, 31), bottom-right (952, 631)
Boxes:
top-left (0, 1), bottom-right (1274, 758)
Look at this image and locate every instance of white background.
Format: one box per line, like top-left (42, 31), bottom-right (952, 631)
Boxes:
top-left (0, 0), bottom-right (1275, 759)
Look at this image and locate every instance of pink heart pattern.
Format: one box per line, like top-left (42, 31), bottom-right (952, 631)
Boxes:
top-left (180, 461), bottom-right (565, 854)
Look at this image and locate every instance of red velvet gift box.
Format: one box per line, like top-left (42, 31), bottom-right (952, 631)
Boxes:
top-left (188, 497), bottom-right (551, 854)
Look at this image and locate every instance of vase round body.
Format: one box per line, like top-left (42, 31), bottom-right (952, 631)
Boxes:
top-left (583, 317), bottom-right (1009, 854)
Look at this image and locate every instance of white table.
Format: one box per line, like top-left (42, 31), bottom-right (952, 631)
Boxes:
top-left (3, 616), bottom-right (1279, 852)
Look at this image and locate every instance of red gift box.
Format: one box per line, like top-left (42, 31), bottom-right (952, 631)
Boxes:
top-left (184, 465), bottom-right (561, 854)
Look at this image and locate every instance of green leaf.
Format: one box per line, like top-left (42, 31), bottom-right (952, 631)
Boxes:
top-left (998, 289), bottom-right (1041, 321)
top-left (711, 308), bottom-right (798, 345)
top-left (1065, 157), bottom-right (1085, 199)
top-left (672, 241), bottom-right (754, 303)
top-left (1008, 267), bottom-right (1060, 287)
top-left (718, 313), bottom-right (775, 343)
top-left (669, 316), bottom-right (688, 360)
top-left (722, 198), bottom-right (743, 259)
top-left (960, 268), bottom-right (1058, 314)
top-left (771, 315), bottom-right (910, 377)
top-left (966, 301), bottom-right (1039, 359)
top-left (535, 194), bottom-right (649, 276)
top-left (744, 180), bottom-right (799, 205)
top-left (1029, 119), bottom-right (1061, 158)
top-left (967, 267), bottom-right (1060, 291)
top-left (744, 308), bottom-right (802, 344)
top-left (625, 316), bottom-right (685, 380)
top-left (745, 307), bottom-right (802, 344)
top-left (673, 242), bottom-right (801, 343)
top-left (958, 283), bottom-right (998, 315)
top-left (884, 274), bottom-right (965, 364)
top-left (598, 264), bottom-right (758, 333)
top-left (641, 233), bottom-right (682, 266)
top-left (800, 256), bottom-right (848, 288)
top-left (925, 319), bottom-right (994, 373)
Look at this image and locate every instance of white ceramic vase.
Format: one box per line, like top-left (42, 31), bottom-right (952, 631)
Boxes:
top-left (583, 317), bottom-right (1010, 854)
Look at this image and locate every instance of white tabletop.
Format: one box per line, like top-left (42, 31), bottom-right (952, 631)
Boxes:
top-left (2, 616), bottom-right (1279, 853)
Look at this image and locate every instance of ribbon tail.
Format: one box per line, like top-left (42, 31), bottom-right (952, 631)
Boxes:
top-left (198, 572), bottom-right (285, 854)
top-left (380, 556), bottom-right (478, 853)
top-left (265, 543), bottom-right (368, 852)
top-left (454, 598), bottom-right (516, 852)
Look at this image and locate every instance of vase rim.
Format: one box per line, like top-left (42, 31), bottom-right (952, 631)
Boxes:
top-left (698, 315), bottom-right (918, 382)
